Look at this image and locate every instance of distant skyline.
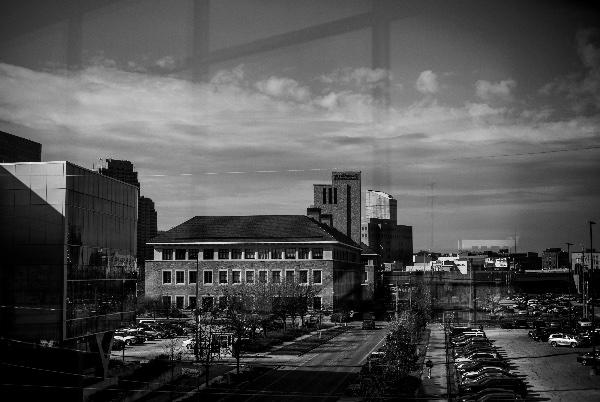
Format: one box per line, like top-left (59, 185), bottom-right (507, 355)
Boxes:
top-left (1, 1), bottom-right (599, 253)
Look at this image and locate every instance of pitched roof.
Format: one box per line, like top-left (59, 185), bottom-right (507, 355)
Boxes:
top-left (361, 242), bottom-right (379, 255)
top-left (149, 215), bottom-right (360, 248)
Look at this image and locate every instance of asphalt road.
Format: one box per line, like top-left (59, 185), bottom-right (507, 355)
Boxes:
top-left (485, 328), bottom-right (600, 402)
top-left (188, 322), bottom-right (389, 402)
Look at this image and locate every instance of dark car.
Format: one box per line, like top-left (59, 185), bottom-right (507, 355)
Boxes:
top-left (455, 360), bottom-right (510, 374)
top-left (529, 328), bottom-right (551, 342)
top-left (576, 350), bottom-right (600, 365)
top-left (513, 319), bottom-right (529, 329)
top-left (499, 320), bottom-right (514, 329)
top-left (362, 319), bottom-right (376, 330)
top-left (112, 338), bottom-right (126, 351)
top-left (460, 376), bottom-right (527, 398)
top-left (457, 387), bottom-right (523, 402)
top-left (460, 367), bottom-right (513, 383)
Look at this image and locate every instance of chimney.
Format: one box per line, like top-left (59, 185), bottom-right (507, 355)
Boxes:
top-left (320, 213), bottom-right (333, 227)
top-left (307, 206), bottom-right (321, 222)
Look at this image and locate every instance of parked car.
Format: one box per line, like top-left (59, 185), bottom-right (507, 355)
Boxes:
top-left (455, 351), bottom-right (500, 363)
top-left (114, 331), bottom-right (137, 346)
top-left (455, 360), bottom-right (510, 374)
top-left (459, 376), bottom-right (527, 398)
top-left (577, 350), bottom-right (600, 366)
top-left (112, 338), bottom-right (126, 351)
top-left (458, 388), bottom-right (523, 401)
top-left (362, 319), bottom-right (376, 330)
top-left (548, 333), bottom-right (580, 348)
top-left (460, 367), bottom-right (513, 383)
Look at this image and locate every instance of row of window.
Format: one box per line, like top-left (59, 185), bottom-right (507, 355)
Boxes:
top-left (161, 247), bottom-right (323, 261)
top-left (162, 294), bottom-right (323, 311)
top-left (322, 187), bottom-right (337, 204)
top-left (162, 269), bottom-right (322, 285)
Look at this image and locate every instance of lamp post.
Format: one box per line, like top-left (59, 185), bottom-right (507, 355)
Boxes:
top-left (194, 251), bottom-right (200, 362)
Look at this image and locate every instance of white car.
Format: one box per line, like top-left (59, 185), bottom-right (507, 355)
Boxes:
top-left (182, 338), bottom-right (196, 349)
top-left (548, 333), bottom-right (579, 348)
top-left (114, 332), bottom-right (137, 346)
top-left (454, 351), bottom-right (499, 362)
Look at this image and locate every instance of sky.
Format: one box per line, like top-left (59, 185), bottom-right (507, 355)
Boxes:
top-left (1, 0), bottom-right (599, 253)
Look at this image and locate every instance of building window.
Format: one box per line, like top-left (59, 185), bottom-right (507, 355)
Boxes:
top-left (363, 271), bottom-right (368, 283)
top-left (162, 270), bottom-right (172, 284)
top-left (188, 296), bottom-right (197, 309)
top-left (312, 248), bottom-right (323, 259)
top-left (285, 248), bottom-right (296, 259)
top-left (218, 296), bottom-right (228, 309)
top-left (351, 252), bottom-right (357, 262)
top-left (244, 249), bottom-right (255, 259)
top-left (322, 188), bottom-right (327, 204)
top-left (246, 271), bottom-right (255, 284)
top-left (219, 270), bottom-right (228, 284)
top-left (218, 249), bottom-right (229, 259)
top-left (175, 270), bottom-right (185, 284)
top-left (189, 270), bottom-right (197, 284)
top-left (202, 296), bottom-right (213, 310)
top-left (328, 187), bottom-right (332, 204)
top-left (232, 270), bottom-right (241, 284)
top-left (258, 249), bottom-right (269, 259)
top-left (333, 187), bottom-right (337, 204)
top-left (271, 249), bottom-right (282, 259)
top-left (299, 270), bottom-right (308, 284)
top-left (312, 296), bottom-right (322, 310)
top-left (231, 249), bottom-right (242, 259)
top-left (175, 249), bottom-right (186, 260)
top-left (203, 270), bottom-right (213, 285)
top-left (162, 249), bottom-right (173, 260)
top-left (188, 249), bottom-right (199, 260)
top-left (203, 249), bottom-right (214, 260)
top-left (258, 270), bottom-right (267, 283)
top-left (285, 270), bottom-right (294, 282)
top-left (313, 270), bottom-right (322, 284)
top-left (175, 295), bottom-right (185, 309)
top-left (162, 295), bottom-right (172, 308)
top-left (299, 248), bottom-right (310, 259)
top-left (272, 270), bottom-right (281, 284)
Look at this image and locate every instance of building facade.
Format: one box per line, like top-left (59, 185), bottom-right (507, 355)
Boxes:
top-left (0, 130), bottom-right (42, 162)
top-left (98, 158), bottom-right (157, 295)
top-left (361, 219), bottom-right (413, 266)
top-left (311, 171), bottom-right (362, 244)
top-left (365, 190), bottom-right (397, 222)
top-left (145, 215), bottom-right (363, 312)
top-left (542, 248), bottom-right (569, 270)
top-left (0, 161), bottom-right (138, 381)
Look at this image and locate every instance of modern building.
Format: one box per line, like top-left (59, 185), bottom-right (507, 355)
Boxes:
top-left (365, 190), bottom-right (397, 222)
top-left (309, 171), bottom-right (362, 244)
top-left (0, 130), bottom-right (42, 162)
top-left (458, 239), bottom-right (516, 253)
top-left (98, 159), bottom-right (157, 295)
top-left (98, 158), bottom-right (140, 188)
top-left (145, 215), bottom-right (363, 312)
top-left (542, 248), bottom-right (569, 270)
top-left (0, 161), bottom-right (138, 396)
top-left (361, 218), bottom-right (413, 266)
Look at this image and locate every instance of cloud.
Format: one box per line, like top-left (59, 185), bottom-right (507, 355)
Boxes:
top-left (319, 67), bottom-right (391, 88)
top-left (0, 61), bottom-right (598, 248)
top-left (415, 70), bottom-right (439, 94)
top-left (539, 29), bottom-right (600, 114)
top-left (255, 76), bottom-right (311, 102)
top-left (475, 79), bottom-right (516, 102)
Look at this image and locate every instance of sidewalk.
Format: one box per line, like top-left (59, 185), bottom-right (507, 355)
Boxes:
top-left (420, 323), bottom-right (448, 401)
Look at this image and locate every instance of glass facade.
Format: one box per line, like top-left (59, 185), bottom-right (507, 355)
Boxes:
top-left (0, 162), bottom-right (138, 342)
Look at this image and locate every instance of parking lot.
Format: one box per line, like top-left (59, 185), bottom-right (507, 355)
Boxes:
top-left (486, 328), bottom-right (600, 401)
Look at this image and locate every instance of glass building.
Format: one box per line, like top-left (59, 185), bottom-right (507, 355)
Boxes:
top-left (0, 161), bottom-right (138, 343)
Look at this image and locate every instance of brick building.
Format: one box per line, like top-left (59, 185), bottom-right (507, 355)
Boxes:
top-left (145, 215), bottom-right (363, 312)
top-left (310, 171), bottom-right (362, 244)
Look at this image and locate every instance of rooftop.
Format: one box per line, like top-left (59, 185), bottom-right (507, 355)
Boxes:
top-left (150, 215), bottom-right (360, 248)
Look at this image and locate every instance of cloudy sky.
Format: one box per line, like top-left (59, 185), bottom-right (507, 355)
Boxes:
top-left (1, 0), bottom-right (599, 252)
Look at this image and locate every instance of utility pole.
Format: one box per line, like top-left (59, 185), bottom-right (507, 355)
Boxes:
top-left (194, 252), bottom-right (200, 362)
top-left (589, 221), bottom-right (596, 375)
top-left (566, 242), bottom-right (573, 296)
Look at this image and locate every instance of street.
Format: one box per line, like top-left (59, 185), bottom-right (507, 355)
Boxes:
top-left (183, 323), bottom-right (389, 401)
top-left (485, 328), bottom-right (600, 402)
